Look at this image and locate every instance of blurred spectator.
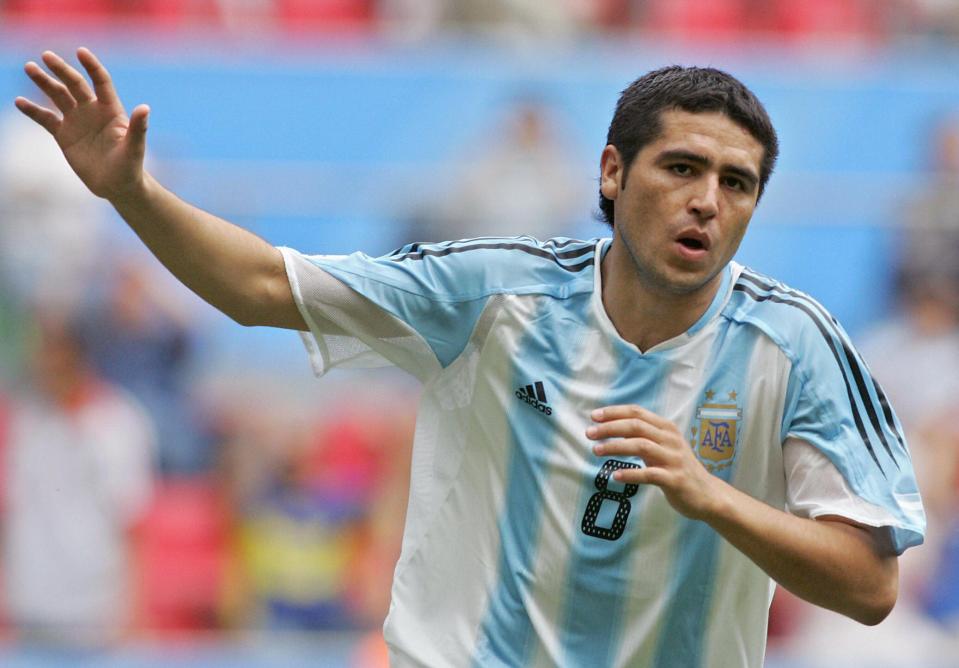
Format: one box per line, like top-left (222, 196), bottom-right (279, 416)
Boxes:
top-left (408, 96), bottom-right (587, 242)
top-left (440, 0), bottom-right (592, 40)
top-left (377, 0), bottom-right (445, 40)
top-left (861, 114), bottom-right (959, 512)
top-left (0, 98), bottom-right (107, 312)
top-left (0, 310), bottom-right (155, 649)
top-left (912, 0), bottom-right (959, 40)
top-left (903, 113), bottom-right (959, 267)
top-left (380, 0), bottom-right (600, 41)
top-left (219, 404), bottom-right (347, 630)
top-left (217, 384), bottom-right (413, 633)
top-left (79, 256), bottom-right (211, 476)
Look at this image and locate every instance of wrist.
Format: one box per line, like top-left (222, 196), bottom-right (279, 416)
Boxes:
top-left (695, 473), bottom-right (736, 525)
top-left (107, 171), bottom-right (154, 209)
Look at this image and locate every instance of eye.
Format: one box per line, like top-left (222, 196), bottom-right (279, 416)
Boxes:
top-left (722, 175), bottom-right (745, 191)
top-left (670, 164), bottom-right (693, 176)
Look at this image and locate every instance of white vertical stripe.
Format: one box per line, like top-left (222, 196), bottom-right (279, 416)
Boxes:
top-left (385, 296), bottom-right (530, 666)
top-left (702, 336), bottom-right (791, 668)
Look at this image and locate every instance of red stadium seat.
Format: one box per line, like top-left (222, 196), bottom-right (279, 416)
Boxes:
top-left (642, 0), bottom-right (747, 39)
top-left (134, 479), bottom-right (230, 632)
top-left (771, 0), bottom-right (878, 39)
top-left (276, 0), bottom-right (374, 33)
top-left (2, 0), bottom-right (113, 23)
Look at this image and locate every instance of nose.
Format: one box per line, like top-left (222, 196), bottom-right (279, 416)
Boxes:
top-left (688, 176), bottom-right (719, 220)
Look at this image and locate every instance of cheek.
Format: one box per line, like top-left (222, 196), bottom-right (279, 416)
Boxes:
top-left (633, 184), bottom-right (680, 228)
top-left (720, 216), bottom-right (751, 255)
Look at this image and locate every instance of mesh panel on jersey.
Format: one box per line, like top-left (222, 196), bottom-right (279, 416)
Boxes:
top-left (284, 249), bottom-right (440, 381)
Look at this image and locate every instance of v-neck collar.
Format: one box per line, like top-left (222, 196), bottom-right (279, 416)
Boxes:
top-left (590, 238), bottom-right (733, 356)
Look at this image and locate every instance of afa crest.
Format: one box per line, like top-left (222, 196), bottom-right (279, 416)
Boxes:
top-left (690, 390), bottom-right (742, 473)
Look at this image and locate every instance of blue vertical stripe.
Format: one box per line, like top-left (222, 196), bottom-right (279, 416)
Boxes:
top-left (651, 328), bottom-right (760, 668)
top-left (472, 297), bottom-right (593, 667)
top-left (558, 350), bottom-right (673, 667)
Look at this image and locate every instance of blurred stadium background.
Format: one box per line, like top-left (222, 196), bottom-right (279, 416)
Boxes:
top-left (1, 1), bottom-right (959, 666)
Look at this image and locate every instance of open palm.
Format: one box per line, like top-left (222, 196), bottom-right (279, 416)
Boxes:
top-left (14, 48), bottom-right (149, 201)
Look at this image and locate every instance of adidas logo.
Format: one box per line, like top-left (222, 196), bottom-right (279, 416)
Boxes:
top-left (515, 381), bottom-right (552, 416)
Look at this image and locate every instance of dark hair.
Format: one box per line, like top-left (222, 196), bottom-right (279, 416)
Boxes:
top-left (599, 65), bottom-right (779, 226)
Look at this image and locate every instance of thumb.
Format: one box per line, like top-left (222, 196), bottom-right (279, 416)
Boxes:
top-left (127, 103), bottom-right (150, 161)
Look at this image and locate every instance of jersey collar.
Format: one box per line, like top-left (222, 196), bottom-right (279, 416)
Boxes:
top-left (591, 238), bottom-right (735, 355)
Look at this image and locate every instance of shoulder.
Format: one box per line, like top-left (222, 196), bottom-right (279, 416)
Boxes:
top-left (307, 236), bottom-right (602, 302)
top-left (723, 264), bottom-right (850, 372)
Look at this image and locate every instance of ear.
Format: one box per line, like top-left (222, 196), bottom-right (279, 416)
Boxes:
top-left (600, 145), bottom-right (623, 201)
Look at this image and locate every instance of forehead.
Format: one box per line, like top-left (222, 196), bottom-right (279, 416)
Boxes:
top-left (645, 109), bottom-right (764, 171)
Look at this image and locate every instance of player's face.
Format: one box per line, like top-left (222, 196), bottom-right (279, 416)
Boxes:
top-left (600, 109), bottom-right (764, 299)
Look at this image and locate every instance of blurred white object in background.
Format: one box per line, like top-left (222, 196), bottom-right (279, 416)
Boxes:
top-left (0, 105), bottom-right (107, 309)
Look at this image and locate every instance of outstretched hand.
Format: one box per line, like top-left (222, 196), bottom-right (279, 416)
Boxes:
top-left (586, 405), bottom-right (725, 521)
top-left (14, 47), bottom-right (149, 201)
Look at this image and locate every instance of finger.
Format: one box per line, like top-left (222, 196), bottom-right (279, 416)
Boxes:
top-left (24, 61), bottom-right (76, 113)
top-left (592, 405), bottom-right (672, 429)
top-left (77, 47), bottom-right (119, 106)
top-left (41, 50), bottom-right (96, 104)
top-left (14, 96), bottom-right (62, 135)
top-left (586, 417), bottom-right (663, 442)
top-left (592, 437), bottom-right (665, 461)
top-left (614, 465), bottom-right (668, 486)
top-left (126, 104), bottom-right (150, 160)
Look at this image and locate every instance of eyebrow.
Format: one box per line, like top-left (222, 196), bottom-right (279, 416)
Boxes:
top-left (657, 149), bottom-right (759, 190)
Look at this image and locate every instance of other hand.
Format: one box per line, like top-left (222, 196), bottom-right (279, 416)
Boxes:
top-left (586, 405), bottom-right (725, 521)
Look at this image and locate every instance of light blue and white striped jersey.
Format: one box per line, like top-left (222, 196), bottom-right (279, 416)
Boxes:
top-left (280, 236), bottom-right (924, 668)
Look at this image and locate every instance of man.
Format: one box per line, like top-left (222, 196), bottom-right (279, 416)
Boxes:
top-left (1, 310), bottom-right (154, 647)
top-left (15, 49), bottom-right (925, 667)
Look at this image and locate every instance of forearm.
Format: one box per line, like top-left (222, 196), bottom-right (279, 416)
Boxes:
top-left (590, 406), bottom-right (901, 625)
top-left (110, 172), bottom-right (303, 329)
top-left (16, 48), bottom-right (305, 330)
top-left (702, 477), bottom-right (898, 625)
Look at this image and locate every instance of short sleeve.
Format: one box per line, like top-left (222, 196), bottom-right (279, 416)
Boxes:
top-left (784, 438), bottom-right (900, 550)
top-left (280, 237), bottom-right (598, 381)
top-left (281, 247), bottom-right (443, 381)
top-left (780, 315), bottom-right (925, 554)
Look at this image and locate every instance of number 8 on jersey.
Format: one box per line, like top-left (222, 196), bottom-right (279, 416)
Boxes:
top-left (581, 459), bottom-right (642, 541)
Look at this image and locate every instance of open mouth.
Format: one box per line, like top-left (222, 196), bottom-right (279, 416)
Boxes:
top-left (677, 237), bottom-right (706, 251)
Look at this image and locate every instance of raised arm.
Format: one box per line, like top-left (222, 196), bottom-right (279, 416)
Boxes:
top-left (14, 48), bottom-right (305, 330)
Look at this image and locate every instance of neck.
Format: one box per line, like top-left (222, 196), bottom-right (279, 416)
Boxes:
top-left (600, 241), bottom-right (724, 353)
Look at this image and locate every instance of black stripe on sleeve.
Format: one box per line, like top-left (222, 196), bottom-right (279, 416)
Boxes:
top-left (739, 271), bottom-right (905, 464)
top-left (389, 240), bottom-right (595, 273)
top-left (732, 282), bottom-right (886, 475)
top-left (874, 379), bottom-right (906, 451)
top-left (544, 237), bottom-right (590, 249)
top-left (818, 309), bottom-right (907, 456)
top-left (387, 242), bottom-right (417, 257)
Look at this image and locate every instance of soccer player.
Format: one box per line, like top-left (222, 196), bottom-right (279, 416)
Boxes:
top-left (15, 49), bottom-right (925, 667)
